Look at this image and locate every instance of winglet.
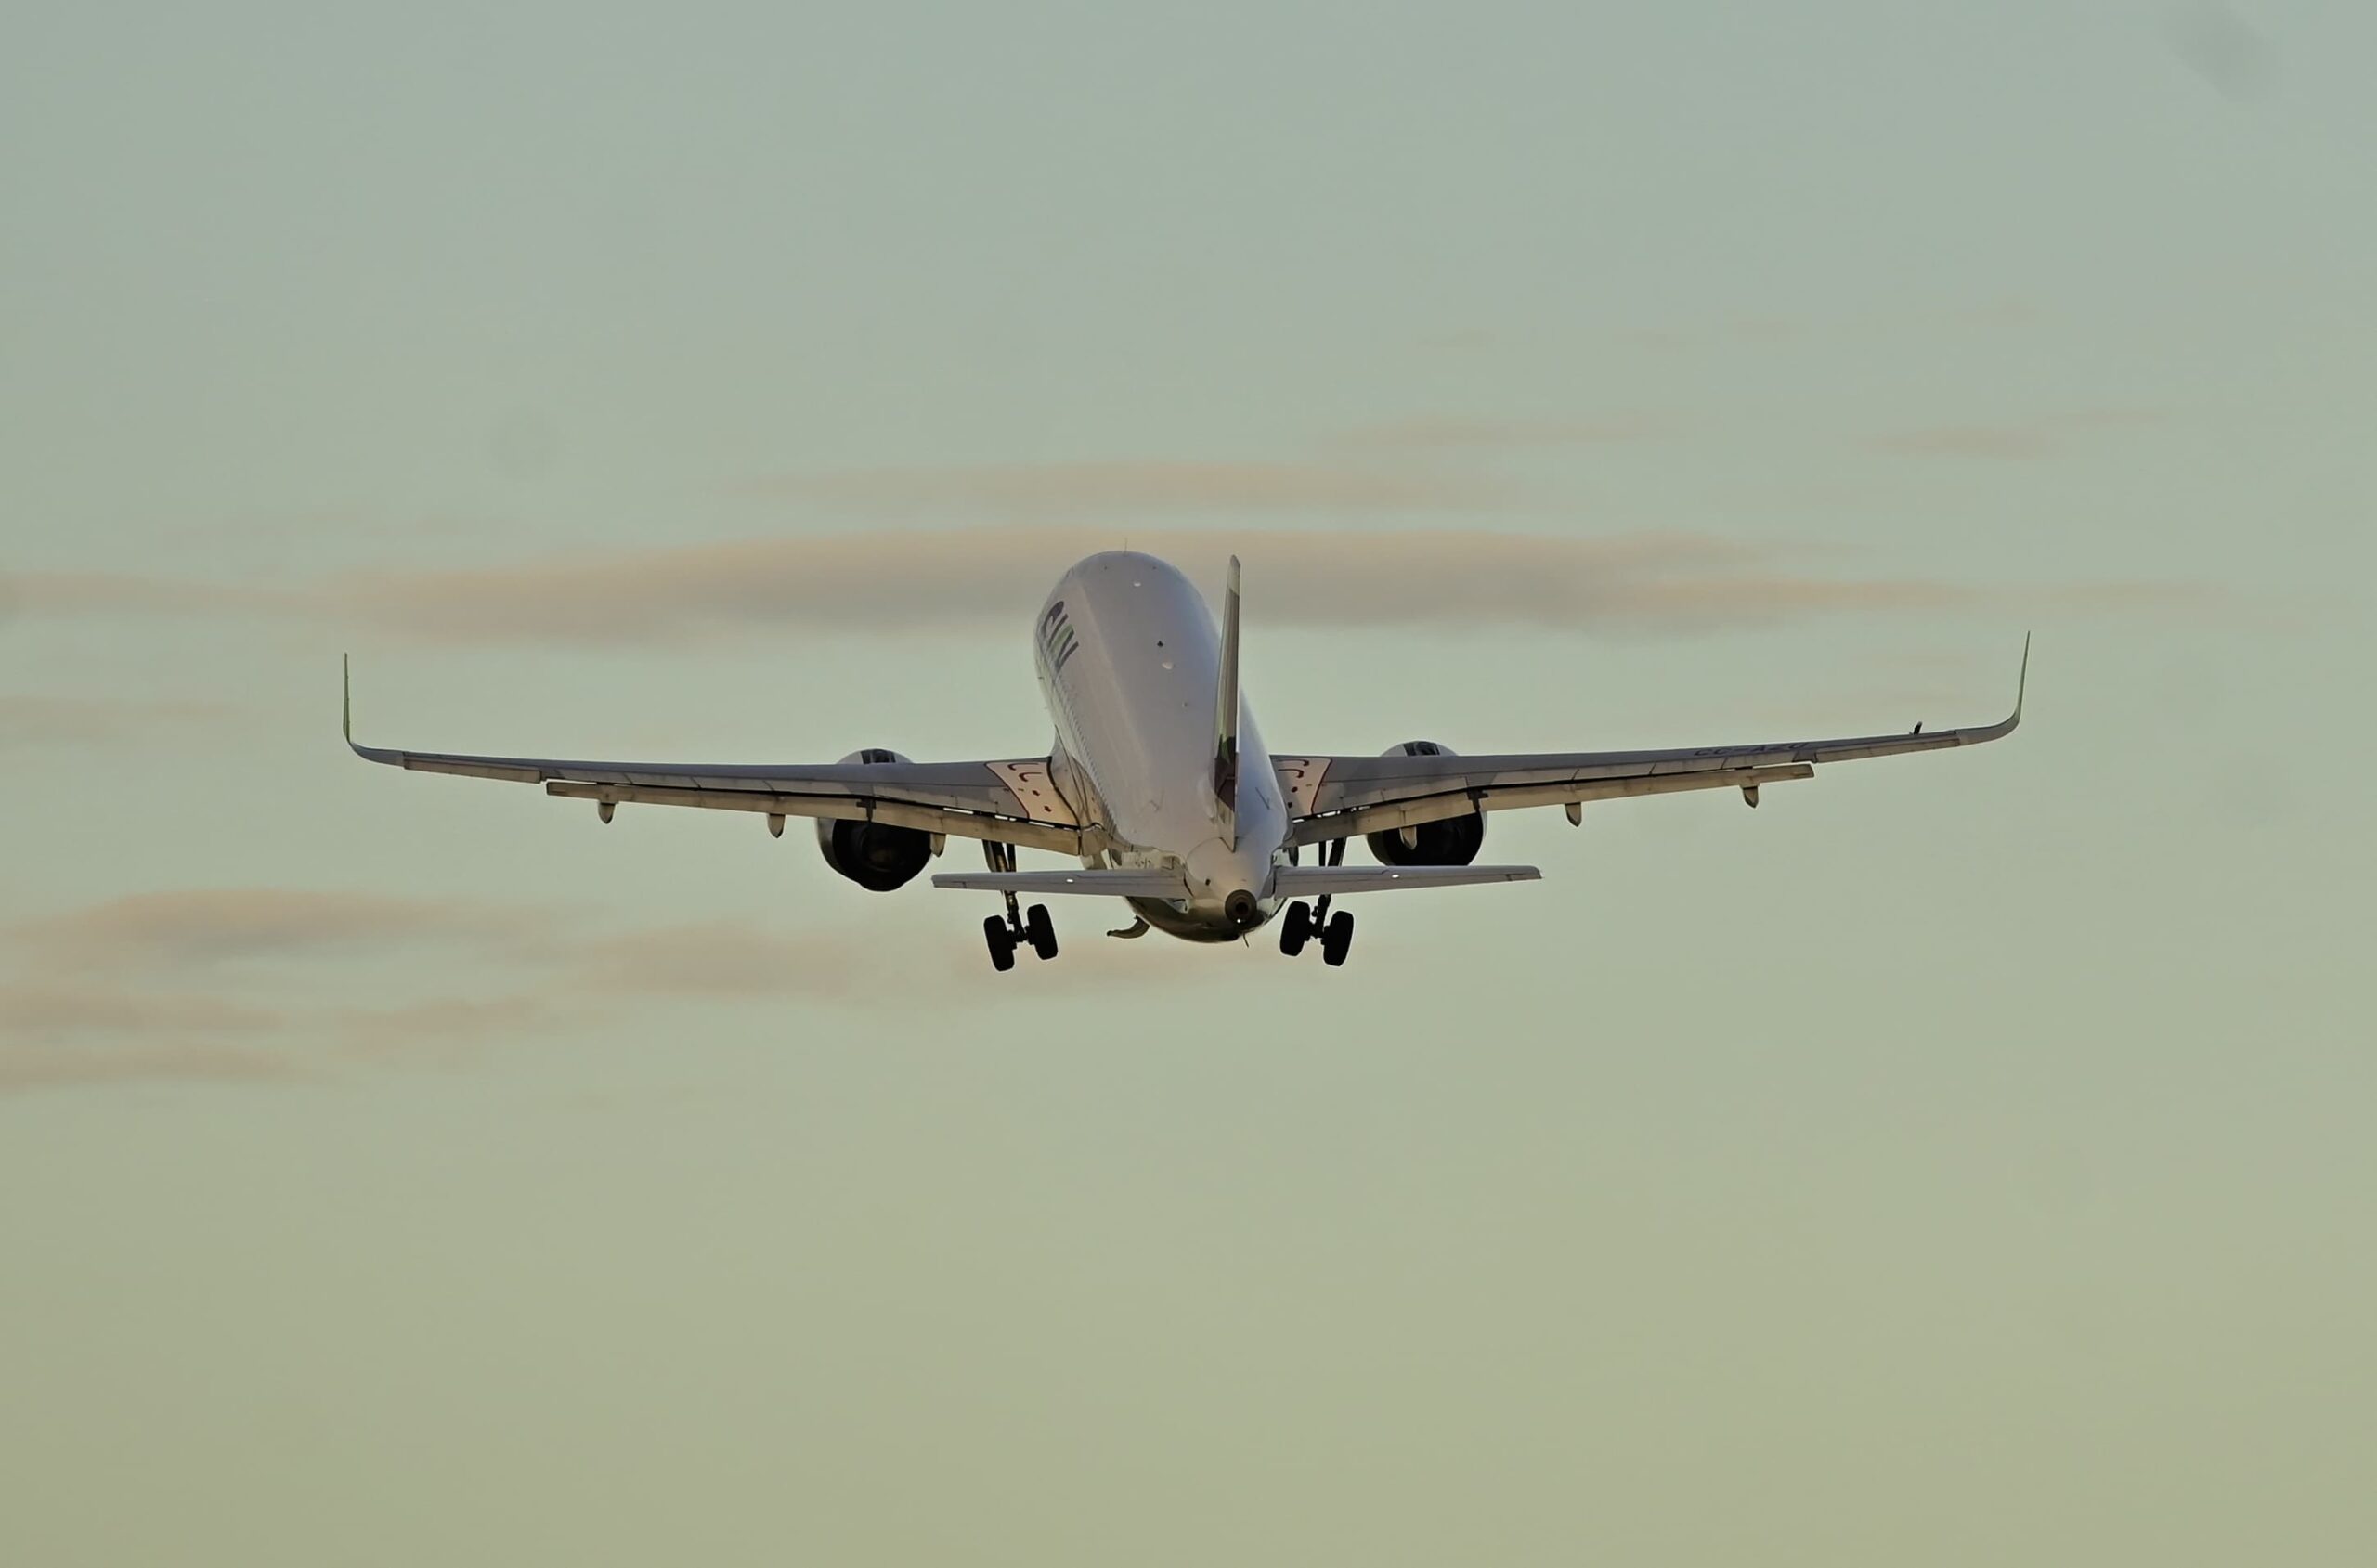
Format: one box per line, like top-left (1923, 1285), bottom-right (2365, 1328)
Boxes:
top-left (1975, 631), bottom-right (2030, 744)
top-left (342, 654), bottom-right (353, 743)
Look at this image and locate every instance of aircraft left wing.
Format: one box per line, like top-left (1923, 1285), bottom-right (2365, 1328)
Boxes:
top-left (343, 660), bottom-right (1085, 853)
top-left (1275, 639), bottom-right (2026, 847)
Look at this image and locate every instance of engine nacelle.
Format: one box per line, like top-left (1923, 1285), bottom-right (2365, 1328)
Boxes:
top-left (815, 748), bottom-right (933, 891)
top-left (1365, 740), bottom-right (1486, 867)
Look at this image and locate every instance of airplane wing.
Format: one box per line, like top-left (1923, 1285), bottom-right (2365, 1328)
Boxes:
top-left (1274, 639), bottom-right (2026, 848)
top-left (342, 660), bottom-right (1084, 853)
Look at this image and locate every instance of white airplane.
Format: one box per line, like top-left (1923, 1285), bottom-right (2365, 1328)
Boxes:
top-left (346, 550), bottom-right (2024, 969)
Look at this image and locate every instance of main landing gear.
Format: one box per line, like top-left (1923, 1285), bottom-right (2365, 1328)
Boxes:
top-left (1279, 838), bottom-right (1356, 966)
top-left (980, 841), bottom-right (1059, 972)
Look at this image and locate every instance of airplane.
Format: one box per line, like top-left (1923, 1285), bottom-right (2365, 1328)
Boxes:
top-left (345, 550), bottom-right (2026, 970)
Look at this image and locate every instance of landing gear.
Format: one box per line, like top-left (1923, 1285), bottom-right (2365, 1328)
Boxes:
top-left (979, 841), bottom-right (1058, 971)
top-left (1279, 841), bottom-right (1357, 966)
top-left (983, 914), bottom-right (1017, 972)
top-left (1320, 909), bottom-right (1355, 967)
top-left (1024, 902), bottom-right (1058, 961)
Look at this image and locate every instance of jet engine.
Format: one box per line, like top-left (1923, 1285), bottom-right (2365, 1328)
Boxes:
top-left (1364, 740), bottom-right (1486, 867)
top-left (814, 748), bottom-right (934, 891)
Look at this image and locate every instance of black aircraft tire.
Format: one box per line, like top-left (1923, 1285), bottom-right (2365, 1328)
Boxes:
top-left (1279, 901), bottom-right (1311, 956)
top-left (1321, 910), bottom-right (1355, 967)
top-left (1025, 903), bottom-right (1058, 961)
top-left (983, 914), bottom-right (1017, 972)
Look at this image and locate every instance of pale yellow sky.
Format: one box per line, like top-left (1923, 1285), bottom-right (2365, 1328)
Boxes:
top-left (4, 4), bottom-right (2372, 1564)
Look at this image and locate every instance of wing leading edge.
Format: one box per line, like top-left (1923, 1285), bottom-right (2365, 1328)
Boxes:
top-left (342, 658), bottom-right (1085, 853)
top-left (1275, 638), bottom-right (2027, 845)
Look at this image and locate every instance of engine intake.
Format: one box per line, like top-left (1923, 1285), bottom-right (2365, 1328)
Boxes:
top-left (814, 748), bottom-right (933, 891)
top-left (1365, 740), bottom-right (1486, 867)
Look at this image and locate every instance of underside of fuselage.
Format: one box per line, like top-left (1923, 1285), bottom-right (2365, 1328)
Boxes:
top-left (1124, 892), bottom-right (1260, 943)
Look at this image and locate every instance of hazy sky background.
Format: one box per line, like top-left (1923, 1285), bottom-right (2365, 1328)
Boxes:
top-left (4, 4), bottom-right (2371, 1563)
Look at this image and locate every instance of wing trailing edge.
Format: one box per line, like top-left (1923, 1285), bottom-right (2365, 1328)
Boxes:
top-left (1271, 865), bottom-right (1541, 895)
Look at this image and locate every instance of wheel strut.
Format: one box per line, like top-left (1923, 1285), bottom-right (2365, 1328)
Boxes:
top-left (1313, 837), bottom-right (1346, 926)
top-left (983, 839), bottom-right (1023, 930)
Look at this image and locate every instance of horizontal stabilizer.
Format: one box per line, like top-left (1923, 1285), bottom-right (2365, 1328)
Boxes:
top-left (933, 869), bottom-right (1191, 899)
top-left (1272, 864), bottom-right (1540, 896)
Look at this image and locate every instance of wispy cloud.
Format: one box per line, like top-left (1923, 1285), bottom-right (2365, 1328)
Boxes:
top-left (0, 1040), bottom-right (305, 1095)
top-left (0, 983), bottom-right (285, 1038)
top-left (11, 888), bottom-right (542, 976)
top-left (1333, 415), bottom-right (1671, 450)
top-left (1, 885), bottom-right (1201, 1095)
top-left (0, 570), bottom-right (293, 616)
top-left (335, 994), bottom-right (559, 1062)
top-left (1869, 408), bottom-right (2165, 460)
top-left (332, 528), bottom-right (2222, 644)
top-left (330, 528), bottom-right (1804, 643)
top-left (0, 981), bottom-right (301, 1095)
top-left (6, 525), bottom-right (2221, 647)
top-left (734, 459), bottom-right (1513, 515)
top-left (568, 917), bottom-right (1167, 1002)
top-left (0, 696), bottom-right (234, 751)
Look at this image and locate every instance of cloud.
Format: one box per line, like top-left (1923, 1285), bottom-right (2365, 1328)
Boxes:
top-left (571, 915), bottom-right (1201, 1003)
top-left (0, 983), bottom-right (285, 1038)
top-left (1869, 408), bottom-right (2166, 460)
top-left (336, 993), bottom-right (559, 1061)
top-left (0, 570), bottom-right (292, 616)
top-left (10, 888), bottom-right (542, 976)
top-left (0, 696), bottom-right (234, 751)
top-left (0, 1041), bottom-right (305, 1095)
top-left (0, 982), bottom-right (300, 1095)
top-left (336, 528), bottom-right (2226, 645)
top-left (1871, 425), bottom-right (2059, 460)
top-left (570, 921), bottom-right (861, 1001)
top-left (0, 882), bottom-right (1206, 1095)
top-left (331, 527), bottom-right (1802, 644)
top-left (1333, 415), bottom-right (1671, 450)
top-left (12, 525), bottom-right (2223, 647)
top-left (735, 459), bottom-right (1513, 515)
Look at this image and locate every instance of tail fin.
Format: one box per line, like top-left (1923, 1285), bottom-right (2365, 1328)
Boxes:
top-left (1213, 555), bottom-right (1241, 849)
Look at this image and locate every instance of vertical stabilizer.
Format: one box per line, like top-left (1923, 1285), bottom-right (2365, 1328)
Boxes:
top-left (1213, 555), bottom-right (1241, 849)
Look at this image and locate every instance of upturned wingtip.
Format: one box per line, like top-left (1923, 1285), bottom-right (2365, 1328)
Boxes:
top-left (341, 654), bottom-right (352, 742)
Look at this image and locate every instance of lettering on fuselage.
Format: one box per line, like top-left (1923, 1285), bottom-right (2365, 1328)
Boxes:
top-left (1040, 600), bottom-right (1081, 674)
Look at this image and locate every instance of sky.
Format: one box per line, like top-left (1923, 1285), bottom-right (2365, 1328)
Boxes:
top-left (3, 3), bottom-right (2372, 1563)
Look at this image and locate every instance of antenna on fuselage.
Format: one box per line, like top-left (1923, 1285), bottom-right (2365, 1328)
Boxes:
top-left (1213, 554), bottom-right (1242, 851)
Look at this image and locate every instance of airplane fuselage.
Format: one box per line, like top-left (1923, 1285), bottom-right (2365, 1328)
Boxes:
top-left (1033, 551), bottom-right (1287, 941)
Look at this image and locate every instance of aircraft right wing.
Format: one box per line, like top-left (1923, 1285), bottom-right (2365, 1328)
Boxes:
top-left (1274, 639), bottom-right (2026, 847)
